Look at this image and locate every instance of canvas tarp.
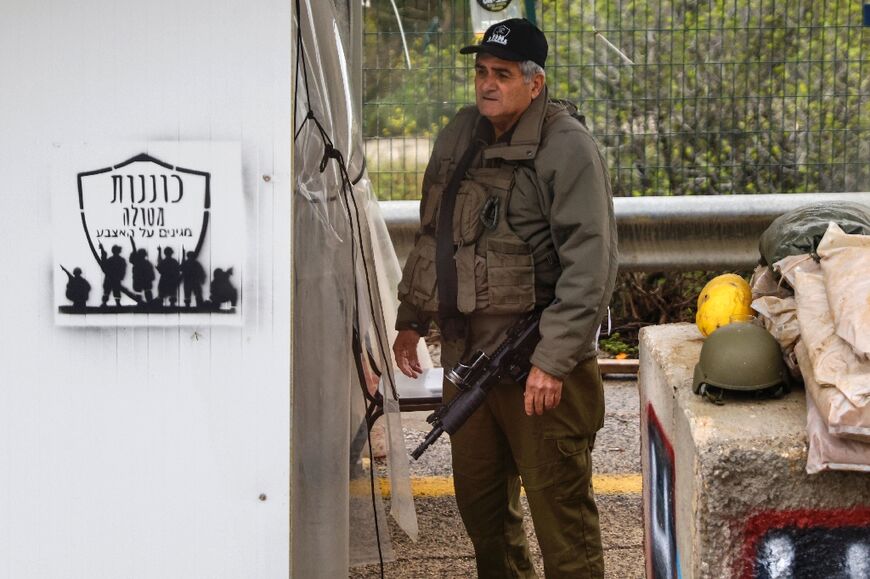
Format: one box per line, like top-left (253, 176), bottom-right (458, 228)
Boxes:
top-left (817, 222), bottom-right (870, 360)
top-left (750, 239), bottom-right (870, 471)
top-left (797, 342), bottom-right (870, 473)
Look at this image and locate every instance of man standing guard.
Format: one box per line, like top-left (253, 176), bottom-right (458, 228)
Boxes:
top-left (393, 19), bottom-right (618, 578)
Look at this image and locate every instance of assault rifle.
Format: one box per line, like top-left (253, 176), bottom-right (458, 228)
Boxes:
top-left (411, 309), bottom-right (542, 460)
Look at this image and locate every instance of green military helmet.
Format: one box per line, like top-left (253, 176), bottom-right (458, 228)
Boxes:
top-left (692, 322), bottom-right (790, 403)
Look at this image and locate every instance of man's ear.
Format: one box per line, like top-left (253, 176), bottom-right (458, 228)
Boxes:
top-left (530, 74), bottom-right (545, 99)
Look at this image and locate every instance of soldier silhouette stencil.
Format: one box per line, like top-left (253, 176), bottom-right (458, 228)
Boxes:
top-left (129, 239), bottom-right (156, 303)
top-left (180, 250), bottom-right (206, 307)
top-left (61, 265), bottom-right (91, 310)
top-left (156, 246), bottom-right (182, 306)
top-left (210, 267), bottom-right (238, 310)
top-left (98, 243), bottom-right (136, 306)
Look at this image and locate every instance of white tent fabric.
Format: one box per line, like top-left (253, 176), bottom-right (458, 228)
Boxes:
top-left (292, 1), bottom-right (418, 575)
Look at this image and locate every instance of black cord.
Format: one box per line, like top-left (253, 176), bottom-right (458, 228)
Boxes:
top-left (350, 155), bottom-right (367, 186)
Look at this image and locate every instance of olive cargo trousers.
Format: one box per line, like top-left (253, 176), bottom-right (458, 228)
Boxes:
top-left (442, 329), bottom-right (605, 579)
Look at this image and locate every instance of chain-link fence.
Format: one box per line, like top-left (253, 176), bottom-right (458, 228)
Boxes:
top-left (363, 0), bottom-right (869, 200)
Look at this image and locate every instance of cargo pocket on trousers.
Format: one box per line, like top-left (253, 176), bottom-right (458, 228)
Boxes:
top-left (486, 238), bottom-right (535, 313)
top-left (554, 437), bottom-right (591, 502)
top-left (397, 235), bottom-right (438, 311)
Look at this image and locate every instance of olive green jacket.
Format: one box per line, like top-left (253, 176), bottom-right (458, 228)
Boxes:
top-left (397, 87), bottom-right (618, 379)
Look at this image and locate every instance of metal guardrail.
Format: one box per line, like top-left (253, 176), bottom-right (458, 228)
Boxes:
top-left (381, 193), bottom-right (870, 272)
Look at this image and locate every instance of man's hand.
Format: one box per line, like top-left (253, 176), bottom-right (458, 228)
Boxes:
top-left (393, 329), bottom-right (423, 378)
top-left (524, 365), bottom-right (563, 416)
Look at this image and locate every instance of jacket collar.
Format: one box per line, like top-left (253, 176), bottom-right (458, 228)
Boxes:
top-left (482, 84), bottom-right (549, 162)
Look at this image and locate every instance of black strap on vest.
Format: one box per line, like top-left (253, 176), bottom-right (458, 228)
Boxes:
top-left (436, 125), bottom-right (487, 341)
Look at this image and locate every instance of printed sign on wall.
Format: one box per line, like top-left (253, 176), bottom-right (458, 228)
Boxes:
top-left (52, 142), bottom-right (244, 326)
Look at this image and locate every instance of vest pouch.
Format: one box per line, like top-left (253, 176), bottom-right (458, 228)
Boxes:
top-left (455, 245), bottom-right (490, 313)
top-left (486, 237), bottom-right (535, 313)
top-left (452, 180), bottom-right (488, 245)
top-left (420, 183), bottom-right (445, 230)
top-left (397, 234), bottom-right (439, 312)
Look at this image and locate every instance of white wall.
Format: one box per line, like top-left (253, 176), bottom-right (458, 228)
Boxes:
top-left (0, 1), bottom-right (292, 577)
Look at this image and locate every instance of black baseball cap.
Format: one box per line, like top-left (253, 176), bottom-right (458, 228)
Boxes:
top-left (460, 18), bottom-right (548, 68)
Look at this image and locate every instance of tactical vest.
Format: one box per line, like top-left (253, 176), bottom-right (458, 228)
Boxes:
top-left (398, 158), bottom-right (560, 317)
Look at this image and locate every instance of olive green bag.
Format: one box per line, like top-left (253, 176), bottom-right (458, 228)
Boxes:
top-left (758, 201), bottom-right (870, 267)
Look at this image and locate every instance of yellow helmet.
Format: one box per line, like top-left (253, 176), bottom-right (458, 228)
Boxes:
top-left (695, 274), bottom-right (752, 337)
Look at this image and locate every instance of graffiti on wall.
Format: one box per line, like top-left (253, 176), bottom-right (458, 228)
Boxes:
top-left (52, 143), bottom-right (244, 325)
top-left (742, 508), bottom-right (870, 578)
top-left (645, 404), bottom-right (681, 579)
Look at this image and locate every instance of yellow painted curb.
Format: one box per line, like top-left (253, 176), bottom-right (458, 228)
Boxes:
top-left (352, 474), bottom-right (642, 499)
top-left (591, 474), bottom-right (643, 495)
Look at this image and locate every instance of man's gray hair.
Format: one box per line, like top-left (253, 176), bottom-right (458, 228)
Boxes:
top-left (519, 60), bottom-right (545, 83)
top-left (474, 54), bottom-right (545, 83)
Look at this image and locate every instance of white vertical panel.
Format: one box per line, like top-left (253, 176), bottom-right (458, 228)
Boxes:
top-left (0, 0), bottom-right (292, 577)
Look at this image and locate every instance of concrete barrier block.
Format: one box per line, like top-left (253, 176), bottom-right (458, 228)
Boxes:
top-left (639, 323), bottom-right (870, 578)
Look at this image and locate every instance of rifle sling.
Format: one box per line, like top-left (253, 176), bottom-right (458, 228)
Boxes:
top-left (435, 130), bottom-right (486, 341)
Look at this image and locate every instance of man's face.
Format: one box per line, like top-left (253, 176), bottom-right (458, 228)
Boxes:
top-left (474, 53), bottom-right (544, 136)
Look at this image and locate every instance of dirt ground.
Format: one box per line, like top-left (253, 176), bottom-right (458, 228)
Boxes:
top-left (350, 379), bottom-right (645, 578)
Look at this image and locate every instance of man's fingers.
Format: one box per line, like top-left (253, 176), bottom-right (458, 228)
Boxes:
top-left (396, 351), bottom-right (421, 378)
top-left (523, 366), bottom-right (564, 415)
top-left (526, 392), bottom-right (560, 415)
top-left (546, 392), bottom-right (561, 410)
top-left (398, 358), bottom-right (420, 378)
top-left (524, 390), bottom-right (545, 416)
top-left (399, 363), bottom-right (418, 379)
top-left (392, 330), bottom-right (423, 378)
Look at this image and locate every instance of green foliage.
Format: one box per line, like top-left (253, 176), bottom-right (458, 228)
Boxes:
top-left (598, 332), bottom-right (638, 357)
top-left (363, 0), bottom-right (869, 200)
top-left (363, 1), bottom-right (473, 139)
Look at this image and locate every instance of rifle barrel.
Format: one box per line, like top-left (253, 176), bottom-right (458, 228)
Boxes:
top-left (411, 425), bottom-right (444, 460)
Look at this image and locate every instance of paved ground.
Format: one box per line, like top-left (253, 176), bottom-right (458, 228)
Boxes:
top-left (351, 378), bottom-right (644, 578)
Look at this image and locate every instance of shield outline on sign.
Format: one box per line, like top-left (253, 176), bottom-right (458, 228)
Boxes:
top-left (76, 153), bottom-right (211, 267)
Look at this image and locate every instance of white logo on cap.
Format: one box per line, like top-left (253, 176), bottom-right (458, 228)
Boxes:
top-left (487, 24), bottom-right (510, 46)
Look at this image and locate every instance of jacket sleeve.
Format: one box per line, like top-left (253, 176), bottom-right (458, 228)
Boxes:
top-left (395, 301), bottom-right (430, 335)
top-left (394, 153), bottom-right (440, 335)
top-left (529, 124), bottom-right (618, 379)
